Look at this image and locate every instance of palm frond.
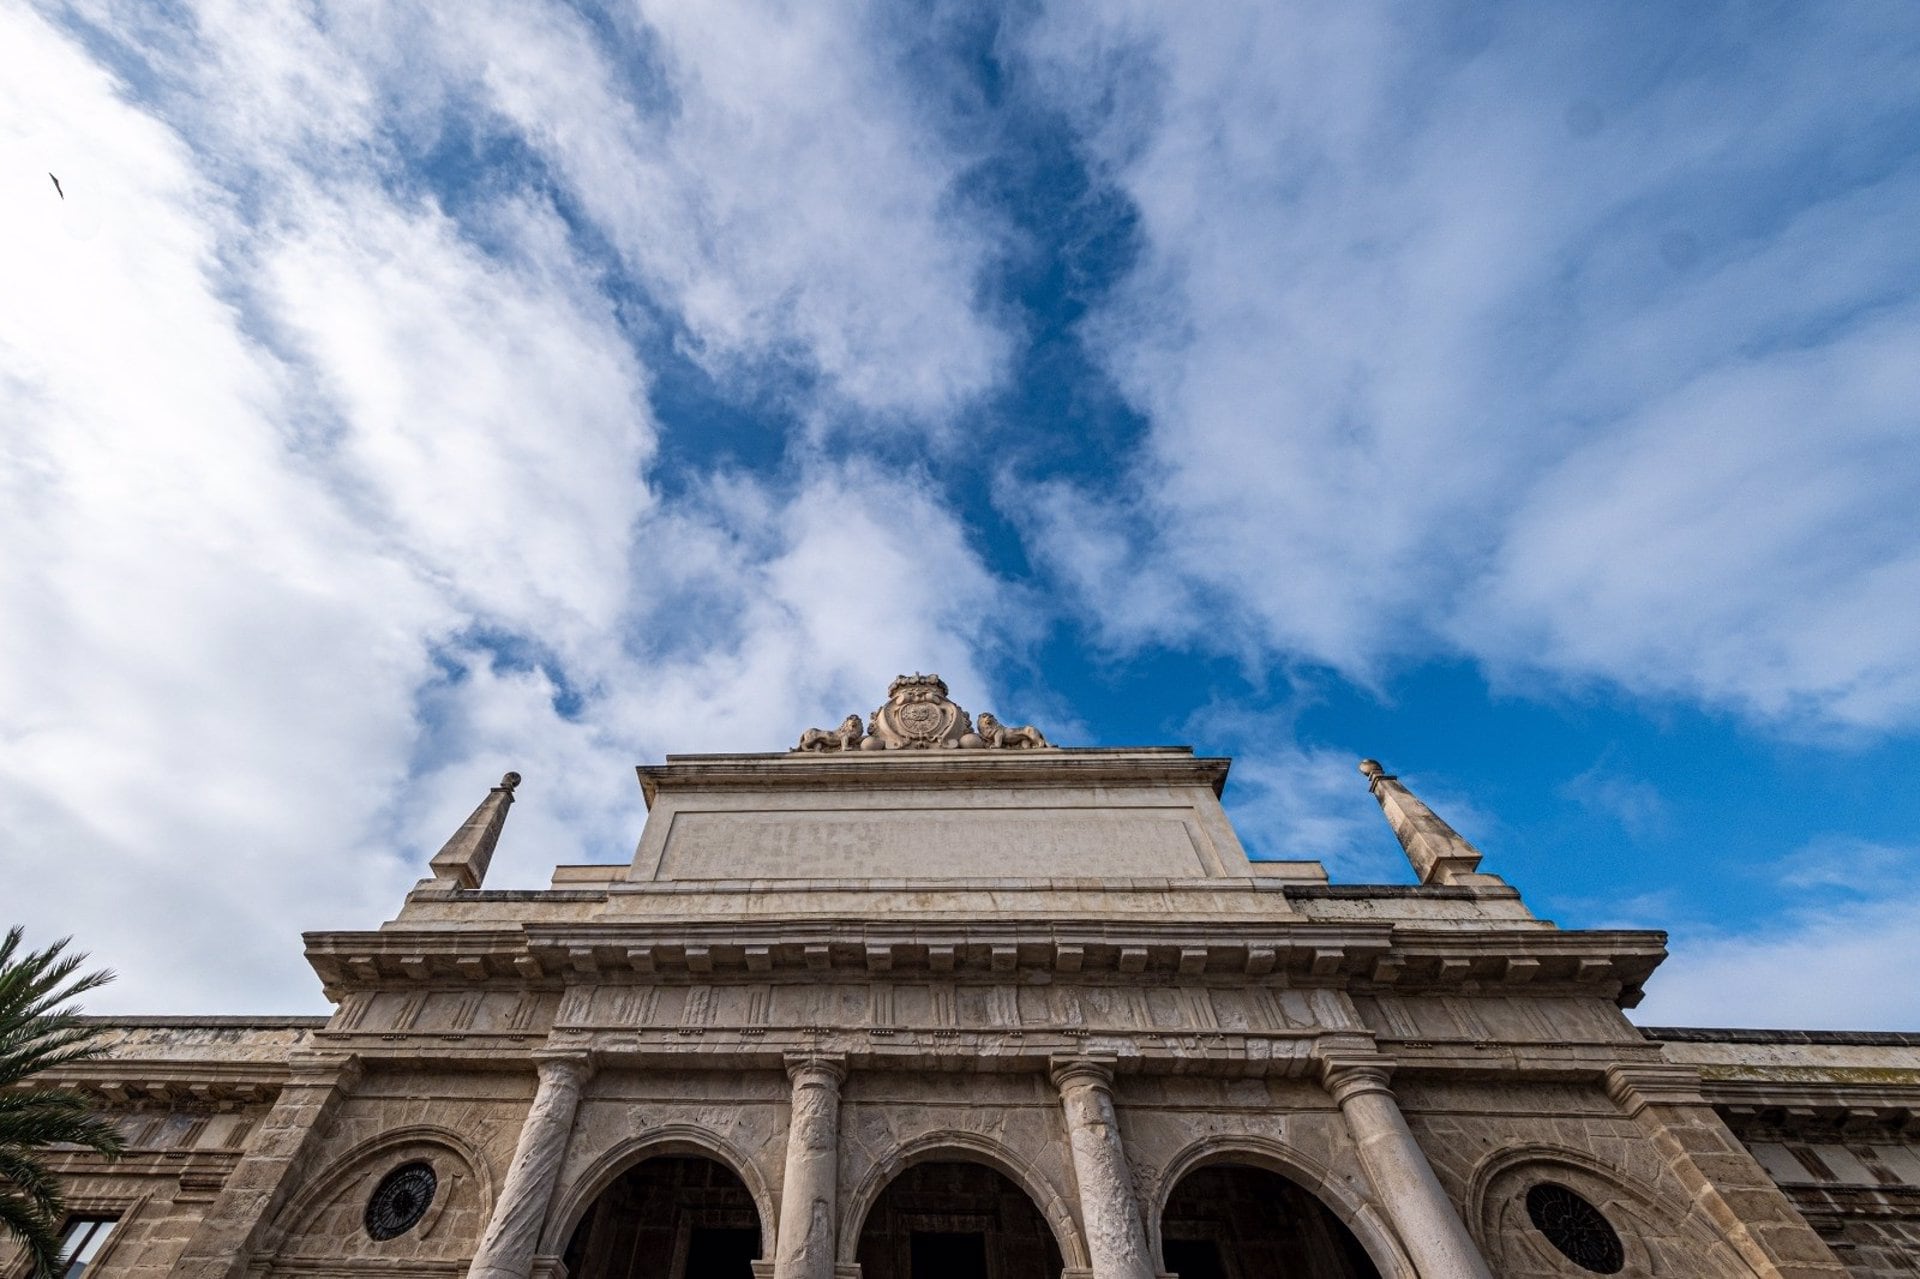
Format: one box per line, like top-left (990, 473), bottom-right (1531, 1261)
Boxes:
top-left (0, 927), bottom-right (121, 1276)
top-left (0, 1184), bottom-right (67, 1279)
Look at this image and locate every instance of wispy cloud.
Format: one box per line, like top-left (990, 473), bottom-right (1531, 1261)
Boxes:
top-left (0, 1), bottom-right (1027, 1010)
top-left (1628, 837), bottom-right (1920, 1029)
top-left (4, 0), bottom-right (1918, 1026)
top-left (1561, 758), bottom-right (1669, 842)
top-left (1015, 2), bottom-right (1920, 732)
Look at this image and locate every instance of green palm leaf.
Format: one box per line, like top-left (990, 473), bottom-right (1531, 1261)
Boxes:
top-left (0, 928), bottom-right (123, 1277)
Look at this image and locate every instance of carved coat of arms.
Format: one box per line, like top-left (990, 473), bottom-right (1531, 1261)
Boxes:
top-left (866, 674), bottom-right (970, 749)
top-left (794, 674), bottom-right (1050, 752)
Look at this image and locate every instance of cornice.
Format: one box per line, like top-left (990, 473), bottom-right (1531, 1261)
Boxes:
top-left (303, 919), bottom-right (1663, 1007)
top-left (634, 747), bottom-right (1231, 804)
top-left (1701, 1076), bottom-right (1920, 1137)
top-left (17, 1063), bottom-right (289, 1105)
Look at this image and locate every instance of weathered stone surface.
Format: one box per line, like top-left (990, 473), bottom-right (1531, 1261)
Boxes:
top-left (1052, 1059), bottom-right (1156, 1279)
top-left (794, 674), bottom-right (1050, 753)
top-left (774, 1055), bottom-right (846, 1279)
top-left (467, 1054), bottom-right (590, 1279)
top-left (18, 728), bottom-right (1918, 1279)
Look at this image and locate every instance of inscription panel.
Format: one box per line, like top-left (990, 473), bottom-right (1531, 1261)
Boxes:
top-left (655, 807), bottom-right (1210, 879)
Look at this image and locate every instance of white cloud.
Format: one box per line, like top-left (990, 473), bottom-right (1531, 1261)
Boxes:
top-left (1632, 892), bottom-right (1920, 1031)
top-left (0, 4), bottom-right (447, 1010)
top-left (0, 4), bottom-right (1027, 1012)
top-left (1770, 836), bottom-right (1918, 892)
top-left (1560, 759), bottom-right (1669, 842)
top-left (258, 185), bottom-right (656, 642)
top-left (1222, 745), bottom-right (1407, 880)
top-left (396, 457), bottom-right (1029, 891)
top-left (1016, 3), bottom-right (1920, 732)
top-left (1466, 308), bottom-right (1920, 730)
top-left (414, 0), bottom-right (1010, 425)
top-left (1622, 839), bottom-right (1920, 1030)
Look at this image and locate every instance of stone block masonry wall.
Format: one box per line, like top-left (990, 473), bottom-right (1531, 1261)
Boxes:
top-left (1399, 1077), bottom-right (1845, 1277)
top-left (0, 1129), bottom-right (267, 1279)
top-left (1725, 1119), bottom-right (1920, 1276)
top-left (0, 1019), bottom-right (323, 1279)
top-left (246, 1066), bottom-right (538, 1273)
top-left (1650, 1027), bottom-right (1920, 1278)
top-left (170, 1053), bottom-right (361, 1279)
top-left (1776, 1185), bottom-right (1920, 1279)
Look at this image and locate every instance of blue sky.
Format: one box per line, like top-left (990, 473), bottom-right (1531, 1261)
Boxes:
top-left (3, 1), bottom-right (1919, 1026)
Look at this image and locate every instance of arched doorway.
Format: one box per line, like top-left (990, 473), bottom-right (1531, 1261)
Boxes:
top-left (855, 1160), bottom-right (1065, 1279)
top-left (1160, 1163), bottom-right (1382, 1279)
top-left (561, 1155), bottom-right (763, 1279)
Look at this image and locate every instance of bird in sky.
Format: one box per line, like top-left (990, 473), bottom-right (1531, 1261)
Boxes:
top-left (49, 173), bottom-right (64, 199)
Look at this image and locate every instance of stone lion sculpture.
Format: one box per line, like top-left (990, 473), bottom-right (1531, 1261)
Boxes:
top-left (975, 712), bottom-right (1048, 749)
top-left (796, 714), bottom-right (865, 752)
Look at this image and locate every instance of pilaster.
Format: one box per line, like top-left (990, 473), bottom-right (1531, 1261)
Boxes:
top-left (171, 1051), bottom-right (362, 1279)
top-left (1605, 1064), bottom-right (1847, 1278)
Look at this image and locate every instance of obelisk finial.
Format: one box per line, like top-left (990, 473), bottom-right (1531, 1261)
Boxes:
top-left (1357, 759), bottom-right (1502, 887)
top-left (427, 772), bottom-right (521, 890)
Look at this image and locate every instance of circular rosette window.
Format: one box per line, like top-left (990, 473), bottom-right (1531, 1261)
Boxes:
top-left (1525, 1181), bottom-right (1624, 1274)
top-left (364, 1161), bottom-right (438, 1241)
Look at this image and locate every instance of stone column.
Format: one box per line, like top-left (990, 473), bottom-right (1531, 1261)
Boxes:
top-left (1322, 1057), bottom-right (1493, 1279)
top-left (468, 1052), bottom-right (593, 1279)
top-left (173, 1052), bottom-right (361, 1279)
top-left (774, 1054), bottom-right (847, 1279)
top-left (1050, 1058), bottom-right (1155, 1279)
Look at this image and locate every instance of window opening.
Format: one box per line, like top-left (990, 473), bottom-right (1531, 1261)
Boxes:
top-left (1524, 1182), bottom-right (1624, 1274)
top-left (364, 1161), bottom-right (438, 1240)
top-left (683, 1227), bottom-right (758, 1276)
top-left (54, 1216), bottom-right (118, 1279)
top-left (1161, 1163), bottom-right (1380, 1278)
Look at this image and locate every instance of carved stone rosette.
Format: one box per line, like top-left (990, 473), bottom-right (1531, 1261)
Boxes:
top-left (793, 674), bottom-right (1052, 752)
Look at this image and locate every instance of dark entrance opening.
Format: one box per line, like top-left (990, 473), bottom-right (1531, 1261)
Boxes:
top-left (1163, 1237), bottom-right (1227, 1279)
top-left (910, 1230), bottom-right (988, 1279)
top-left (856, 1160), bottom-right (1063, 1279)
top-left (563, 1155), bottom-right (762, 1279)
top-left (1161, 1163), bottom-right (1382, 1279)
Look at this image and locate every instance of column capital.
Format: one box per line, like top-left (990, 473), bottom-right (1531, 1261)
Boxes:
top-left (1049, 1055), bottom-right (1116, 1092)
top-left (784, 1052), bottom-right (848, 1086)
top-left (1318, 1053), bottom-right (1396, 1104)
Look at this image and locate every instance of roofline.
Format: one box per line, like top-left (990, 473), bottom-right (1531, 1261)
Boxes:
top-left (1639, 1025), bottom-right (1920, 1047)
top-left (75, 1015), bottom-right (331, 1029)
top-left (634, 747), bottom-right (1231, 805)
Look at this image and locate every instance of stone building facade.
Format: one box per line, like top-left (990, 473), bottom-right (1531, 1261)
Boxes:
top-left (8, 675), bottom-right (1919, 1278)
